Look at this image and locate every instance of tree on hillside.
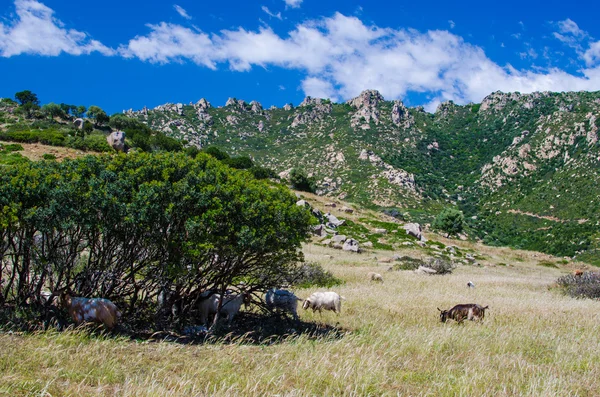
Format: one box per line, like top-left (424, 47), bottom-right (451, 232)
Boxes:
top-left (203, 146), bottom-right (230, 161)
top-left (432, 207), bottom-right (465, 237)
top-left (0, 152), bottom-right (312, 330)
top-left (289, 168), bottom-right (316, 193)
top-left (14, 90), bottom-right (40, 119)
top-left (14, 90), bottom-right (39, 106)
top-left (73, 105), bottom-right (87, 118)
top-left (42, 102), bottom-right (66, 119)
top-left (87, 105), bottom-right (109, 125)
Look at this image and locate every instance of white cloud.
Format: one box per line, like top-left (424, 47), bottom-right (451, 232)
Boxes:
top-left (119, 13), bottom-right (600, 107)
top-left (557, 18), bottom-right (585, 37)
top-left (0, 0), bottom-right (113, 57)
top-left (584, 41), bottom-right (600, 66)
top-left (283, 0), bottom-right (303, 9)
top-left (448, 20), bottom-right (455, 29)
top-left (301, 77), bottom-right (339, 101)
top-left (174, 5), bottom-right (192, 20)
top-left (261, 6), bottom-right (282, 20)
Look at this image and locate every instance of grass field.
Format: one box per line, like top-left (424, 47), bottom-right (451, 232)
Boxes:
top-left (1, 243), bottom-right (599, 396)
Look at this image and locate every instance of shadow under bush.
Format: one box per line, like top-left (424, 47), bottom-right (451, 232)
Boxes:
top-left (132, 312), bottom-right (349, 345)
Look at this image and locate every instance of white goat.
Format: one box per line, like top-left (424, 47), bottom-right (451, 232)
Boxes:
top-left (198, 292), bottom-right (246, 325)
top-left (367, 272), bottom-right (384, 283)
top-left (302, 291), bottom-right (345, 314)
top-left (265, 289), bottom-right (302, 320)
top-left (60, 293), bottom-right (121, 330)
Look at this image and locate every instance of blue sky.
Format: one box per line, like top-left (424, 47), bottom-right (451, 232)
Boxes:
top-left (1, 0), bottom-right (600, 114)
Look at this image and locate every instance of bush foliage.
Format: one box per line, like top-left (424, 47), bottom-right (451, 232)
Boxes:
top-left (556, 272), bottom-right (600, 299)
top-left (0, 152), bottom-right (312, 331)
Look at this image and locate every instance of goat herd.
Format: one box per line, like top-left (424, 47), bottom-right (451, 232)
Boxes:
top-left (51, 270), bottom-right (489, 332)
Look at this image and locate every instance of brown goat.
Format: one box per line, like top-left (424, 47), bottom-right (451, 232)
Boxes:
top-left (438, 304), bottom-right (489, 324)
top-left (60, 293), bottom-right (121, 330)
top-left (573, 269), bottom-right (584, 277)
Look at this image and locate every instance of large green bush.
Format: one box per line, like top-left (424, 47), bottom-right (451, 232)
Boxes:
top-left (0, 152), bottom-right (312, 331)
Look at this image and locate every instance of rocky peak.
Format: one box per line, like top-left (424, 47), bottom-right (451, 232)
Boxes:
top-left (250, 100), bottom-right (263, 113)
top-left (225, 98), bottom-right (248, 111)
top-left (479, 91), bottom-right (522, 112)
top-left (346, 90), bottom-right (384, 109)
top-left (299, 96), bottom-right (327, 107)
top-left (291, 98), bottom-right (332, 128)
top-left (195, 98), bottom-right (211, 111)
top-left (435, 100), bottom-right (459, 118)
top-left (391, 100), bottom-right (414, 128)
top-left (283, 103), bottom-right (293, 111)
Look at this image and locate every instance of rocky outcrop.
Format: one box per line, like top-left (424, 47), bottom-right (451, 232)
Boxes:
top-left (195, 98), bottom-right (211, 111)
top-left (347, 90), bottom-right (384, 128)
top-left (359, 149), bottom-right (416, 190)
top-left (250, 101), bottom-right (263, 113)
top-left (347, 90), bottom-right (384, 109)
top-left (391, 100), bottom-right (414, 128)
top-left (479, 91), bottom-right (522, 112)
top-left (342, 238), bottom-right (361, 253)
top-left (107, 131), bottom-right (126, 152)
top-left (435, 101), bottom-right (459, 118)
top-left (291, 97), bottom-right (332, 128)
top-left (403, 223), bottom-right (424, 241)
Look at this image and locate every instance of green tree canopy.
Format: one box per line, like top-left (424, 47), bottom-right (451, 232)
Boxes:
top-left (432, 207), bottom-right (465, 237)
top-left (289, 168), bottom-right (316, 193)
top-left (41, 102), bottom-right (66, 119)
top-left (0, 152), bottom-right (311, 330)
top-left (14, 90), bottom-right (39, 106)
top-left (87, 105), bottom-right (109, 125)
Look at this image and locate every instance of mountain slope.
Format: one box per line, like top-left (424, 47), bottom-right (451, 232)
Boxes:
top-left (123, 89), bottom-right (600, 262)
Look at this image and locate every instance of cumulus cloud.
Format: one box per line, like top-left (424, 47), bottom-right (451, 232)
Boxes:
top-left (556, 18), bottom-right (585, 37)
top-left (261, 6), bottom-right (282, 20)
top-left (118, 13), bottom-right (600, 107)
top-left (284, 0), bottom-right (303, 8)
top-left (174, 5), bottom-right (192, 20)
top-left (0, 0), bottom-right (113, 57)
top-left (301, 77), bottom-right (339, 101)
top-left (584, 41), bottom-right (600, 66)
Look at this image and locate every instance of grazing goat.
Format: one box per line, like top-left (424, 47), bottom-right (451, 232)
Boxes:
top-left (265, 289), bottom-right (302, 320)
top-left (573, 269), bottom-right (584, 277)
top-left (438, 304), bottom-right (488, 324)
top-left (60, 293), bottom-right (121, 330)
top-left (198, 292), bottom-right (246, 325)
top-left (367, 272), bottom-right (384, 283)
top-left (302, 291), bottom-right (345, 314)
top-left (467, 281), bottom-right (476, 288)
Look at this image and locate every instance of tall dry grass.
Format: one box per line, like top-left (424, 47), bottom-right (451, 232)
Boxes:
top-left (2, 244), bottom-right (599, 396)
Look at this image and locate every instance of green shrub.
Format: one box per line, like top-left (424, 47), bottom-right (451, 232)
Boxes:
top-left (290, 262), bottom-right (344, 288)
top-left (289, 168), bottom-right (316, 193)
top-left (42, 153), bottom-right (56, 160)
top-left (3, 143), bottom-right (24, 152)
top-left (538, 260), bottom-right (559, 269)
top-left (392, 256), bottom-right (426, 271)
top-left (426, 257), bottom-right (455, 274)
top-left (556, 272), bottom-right (600, 299)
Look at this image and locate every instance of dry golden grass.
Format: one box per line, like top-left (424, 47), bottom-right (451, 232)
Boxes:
top-left (2, 243), bottom-right (600, 396)
top-left (0, 140), bottom-right (101, 162)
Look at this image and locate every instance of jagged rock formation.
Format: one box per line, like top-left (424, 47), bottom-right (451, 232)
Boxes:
top-left (120, 89), bottom-right (600, 260)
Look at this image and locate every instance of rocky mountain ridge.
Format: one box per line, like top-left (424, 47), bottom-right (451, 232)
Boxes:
top-left (123, 89), bottom-right (600, 262)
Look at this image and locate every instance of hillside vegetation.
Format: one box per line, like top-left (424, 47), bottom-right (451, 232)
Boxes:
top-left (2, 89), bottom-right (600, 262)
top-left (123, 90), bottom-right (600, 263)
